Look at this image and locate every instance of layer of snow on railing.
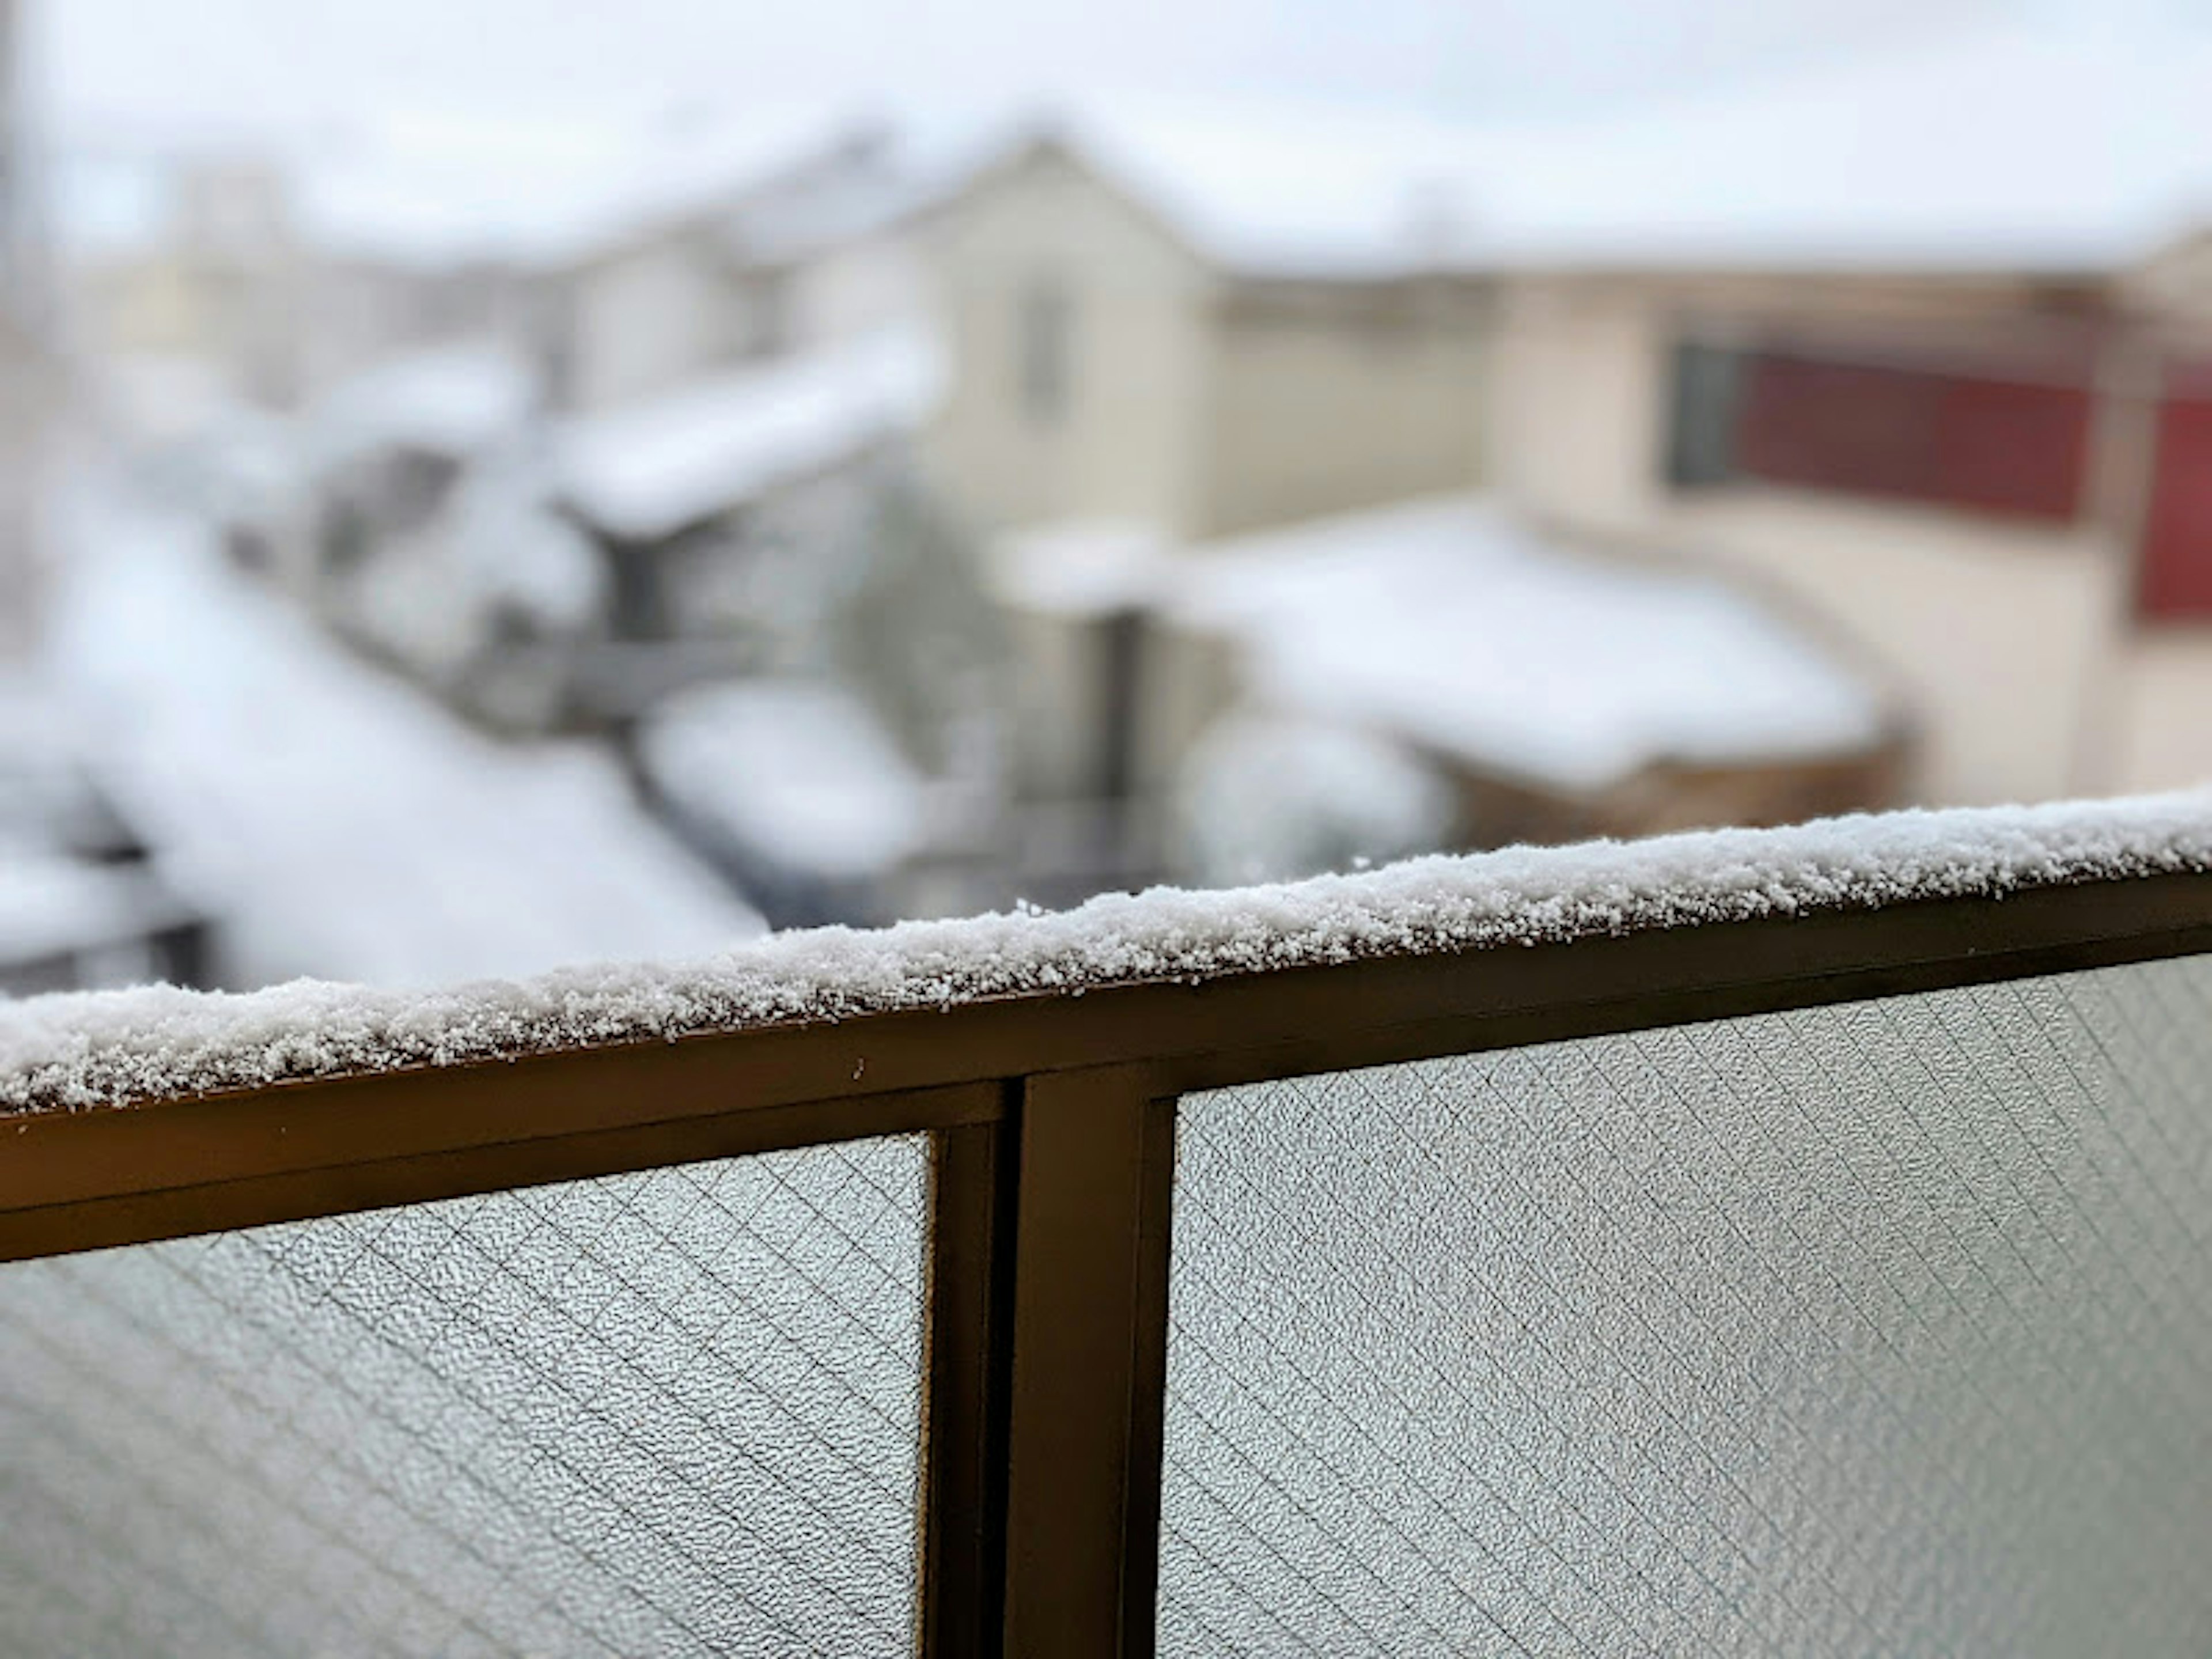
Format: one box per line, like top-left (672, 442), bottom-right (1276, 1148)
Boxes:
top-left (4, 789), bottom-right (2211, 1115)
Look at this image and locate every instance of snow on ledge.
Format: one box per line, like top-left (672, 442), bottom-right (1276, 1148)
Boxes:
top-left (5, 789), bottom-right (2212, 1116)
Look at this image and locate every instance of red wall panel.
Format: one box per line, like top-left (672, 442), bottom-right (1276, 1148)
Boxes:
top-left (1733, 350), bottom-right (2089, 523)
top-left (2139, 391), bottom-right (2212, 621)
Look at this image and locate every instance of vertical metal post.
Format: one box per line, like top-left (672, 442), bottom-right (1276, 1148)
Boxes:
top-left (922, 1110), bottom-right (1018, 1659)
top-left (1000, 1067), bottom-right (1178, 1659)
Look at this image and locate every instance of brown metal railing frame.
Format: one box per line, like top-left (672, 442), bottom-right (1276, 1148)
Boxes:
top-left (3, 869), bottom-right (2211, 1656)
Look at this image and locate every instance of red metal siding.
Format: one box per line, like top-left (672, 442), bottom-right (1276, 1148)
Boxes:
top-left (1929, 375), bottom-right (2092, 520)
top-left (2139, 385), bottom-right (2212, 620)
top-left (1734, 351), bottom-right (2089, 522)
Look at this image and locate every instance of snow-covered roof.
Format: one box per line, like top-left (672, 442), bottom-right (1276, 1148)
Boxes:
top-left (1181, 498), bottom-right (1891, 793)
top-left (2, 786), bottom-right (2209, 1115)
top-left (43, 488), bottom-right (762, 991)
top-left (988, 521), bottom-right (1170, 616)
top-left (1030, 22), bottom-right (2212, 280)
top-left (995, 497), bottom-right (1891, 795)
top-left (1029, 96), bottom-right (1493, 281)
top-left (1472, 23), bottom-right (2212, 273)
top-left (554, 324), bottom-right (945, 541)
top-left (296, 107), bottom-right (872, 271)
top-left (310, 340), bottom-right (539, 464)
top-left (717, 131), bottom-right (956, 268)
top-left (640, 678), bottom-right (926, 881)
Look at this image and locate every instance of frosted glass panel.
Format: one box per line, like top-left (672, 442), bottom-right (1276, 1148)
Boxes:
top-left (1162, 956), bottom-right (2212, 1656)
top-left (0, 1136), bottom-right (929, 1657)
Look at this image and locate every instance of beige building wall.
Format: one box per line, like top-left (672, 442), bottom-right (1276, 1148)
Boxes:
top-left (923, 145), bottom-right (1213, 535)
top-left (1194, 281), bottom-right (1487, 536)
top-left (2109, 634), bottom-right (2212, 793)
top-left (1488, 274), bottom-right (2150, 808)
top-left (564, 232), bottom-right (734, 411)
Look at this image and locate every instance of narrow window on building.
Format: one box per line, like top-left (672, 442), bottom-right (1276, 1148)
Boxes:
top-left (1017, 274), bottom-right (1073, 426)
top-left (1665, 339), bottom-right (1748, 487)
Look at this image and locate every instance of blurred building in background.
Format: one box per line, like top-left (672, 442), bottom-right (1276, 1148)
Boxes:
top-left (9, 9), bottom-right (2212, 991)
top-left (923, 106), bottom-right (1490, 539)
top-left (1480, 26), bottom-right (2212, 810)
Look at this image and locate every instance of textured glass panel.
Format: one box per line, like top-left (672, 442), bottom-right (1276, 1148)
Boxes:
top-left (0, 1135), bottom-right (929, 1657)
top-left (1162, 956), bottom-right (2212, 1656)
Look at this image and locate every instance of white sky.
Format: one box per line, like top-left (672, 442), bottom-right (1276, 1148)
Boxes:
top-left (35, 0), bottom-right (2037, 152)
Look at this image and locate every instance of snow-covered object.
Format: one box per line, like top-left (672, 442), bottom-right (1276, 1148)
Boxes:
top-left (0, 850), bottom-right (192, 969)
top-left (1173, 497), bottom-right (1890, 793)
top-left (640, 678), bottom-right (926, 881)
top-left (3, 787), bottom-right (2211, 1115)
top-left (447, 464), bottom-right (609, 635)
top-left (994, 495), bottom-right (1890, 794)
top-left (555, 325), bottom-right (945, 542)
top-left (44, 490), bottom-right (760, 992)
top-left (1177, 710), bottom-right (1457, 885)
top-left (987, 521), bottom-right (1171, 617)
top-left (310, 341), bottom-right (539, 465)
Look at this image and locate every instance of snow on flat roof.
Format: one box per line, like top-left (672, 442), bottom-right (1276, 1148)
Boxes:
top-left (2, 787), bottom-right (2209, 1115)
top-left (554, 324), bottom-right (945, 541)
top-left (986, 521), bottom-right (1170, 616)
top-left (296, 106), bottom-right (868, 271)
top-left (311, 340), bottom-right (539, 463)
top-left (43, 488), bottom-right (763, 993)
top-left (1037, 22), bottom-right (2212, 279)
top-left (641, 679), bottom-right (926, 881)
top-left (997, 497), bottom-right (1889, 794)
top-left (1176, 497), bottom-right (1890, 792)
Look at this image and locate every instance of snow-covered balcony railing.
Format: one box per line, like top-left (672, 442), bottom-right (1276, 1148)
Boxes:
top-left (3, 793), bottom-right (2212, 1657)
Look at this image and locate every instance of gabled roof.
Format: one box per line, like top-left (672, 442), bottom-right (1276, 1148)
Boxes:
top-left (1027, 97), bottom-right (1494, 281)
top-left (1009, 22), bottom-right (2212, 282)
top-left (1472, 22), bottom-right (2212, 274)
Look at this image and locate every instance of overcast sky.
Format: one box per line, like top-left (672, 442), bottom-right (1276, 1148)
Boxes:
top-left (36, 0), bottom-right (2045, 151)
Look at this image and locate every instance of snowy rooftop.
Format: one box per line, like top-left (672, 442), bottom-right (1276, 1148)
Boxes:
top-left (997, 497), bottom-right (1892, 795)
top-left (1471, 23), bottom-right (2212, 272)
top-left (310, 340), bottom-right (540, 464)
top-left (554, 325), bottom-right (946, 541)
top-left (43, 490), bottom-right (762, 992)
top-left (1, 789), bottom-right (2209, 1115)
top-left (294, 106), bottom-right (872, 271)
top-left (1037, 96), bottom-right (1498, 281)
top-left (1032, 22), bottom-right (2212, 279)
